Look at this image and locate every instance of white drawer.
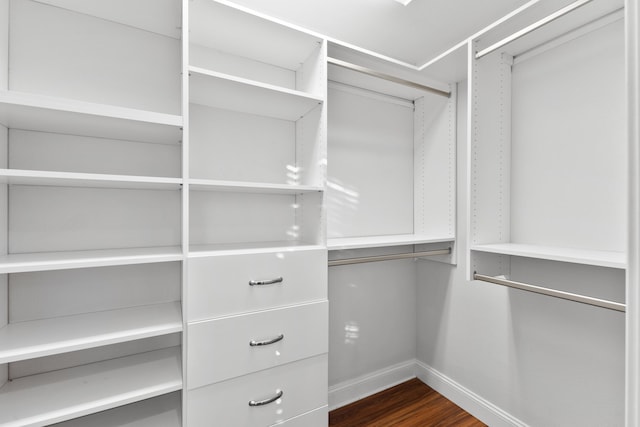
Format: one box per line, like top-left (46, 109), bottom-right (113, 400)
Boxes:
top-left (187, 354), bottom-right (328, 427)
top-left (187, 248), bottom-right (327, 321)
top-left (273, 406), bottom-right (327, 426)
top-left (187, 301), bottom-right (328, 389)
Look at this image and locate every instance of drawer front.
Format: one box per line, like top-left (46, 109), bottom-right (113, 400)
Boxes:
top-left (187, 354), bottom-right (328, 427)
top-left (273, 406), bottom-right (327, 426)
top-left (187, 301), bottom-right (328, 389)
top-left (187, 248), bottom-right (327, 321)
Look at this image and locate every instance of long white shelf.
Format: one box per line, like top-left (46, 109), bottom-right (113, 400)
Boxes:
top-left (51, 392), bottom-right (181, 427)
top-left (189, 66), bottom-right (323, 121)
top-left (328, 234), bottom-right (454, 251)
top-left (189, 241), bottom-right (325, 257)
top-left (0, 347), bottom-right (182, 427)
top-left (470, 243), bottom-right (626, 269)
top-left (0, 246), bottom-right (183, 274)
top-left (0, 91), bottom-right (182, 145)
top-left (0, 169), bottom-right (182, 190)
top-left (189, 178), bottom-right (322, 194)
top-left (0, 302), bottom-right (182, 364)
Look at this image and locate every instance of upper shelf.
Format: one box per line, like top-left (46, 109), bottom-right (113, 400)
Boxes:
top-left (0, 302), bottom-right (182, 364)
top-left (189, 67), bottom-right (323, 121)
top-left (471, 243), bottom-right (626, 269)
top-left (0, 91), bottom-right (182, 145)
top-left (328, 234), bottom-right (454, 251)
top-left (189, 0), bottom-right (322, 71)
top-left (0, 246), bottom-right (183, 274)
top-left (0, 346), bottom-right (182, 427)
top-left (0, 169), bottom-right (182, 190)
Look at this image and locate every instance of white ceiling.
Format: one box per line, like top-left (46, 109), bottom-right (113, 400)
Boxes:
top-left (225, 0), bottom-right (533, 66)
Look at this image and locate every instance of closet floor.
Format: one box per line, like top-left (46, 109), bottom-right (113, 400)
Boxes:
top-left (328, 378), bottom-right (486, 427)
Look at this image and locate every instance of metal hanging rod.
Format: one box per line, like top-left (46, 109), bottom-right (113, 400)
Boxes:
top-left (473, 272), bottom-right (626, 312)
top-left (327, 57), bottom-right (451, 98)
top-left (328, 248), bottom-right (451, 267)
top-left (475, 0), bottom-right (593, 59)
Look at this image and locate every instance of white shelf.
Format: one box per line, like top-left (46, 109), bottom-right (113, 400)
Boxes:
top-left (328, 234), bottom-right (454, 251)
top-left (51, 392), bottom-right (181, 427)
top-left (189, 178), bottom-right (322, 195)
top-left (189, 242), bottom-right (325, 257)
top-left (0, 302), bottom-right (182, 364)
top-left (0, 347), bottom-right (182, 427)
top-left (0, 91), bottom-right (182, 145)
top-left (0, 169), bottom-right (182, 190)
top-left (470, 243), bottom-right (626, 269)
top-left (0, 246), bottom-right (183, 274)
top-left (189, 66), bottom-right (323, 121)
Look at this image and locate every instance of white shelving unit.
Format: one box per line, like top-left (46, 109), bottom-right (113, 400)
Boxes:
top-left (469, 0), bottom-right (626, 290)
top-left (326, 57), bottom-right (456, 258)
top-left (0, 0), bottom-right (184, 424)
top-left (184, 0), bottom-right (328, 425)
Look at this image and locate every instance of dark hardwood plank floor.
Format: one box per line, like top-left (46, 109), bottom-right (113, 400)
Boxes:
top-left (329, 378), bottom-right (487, 427)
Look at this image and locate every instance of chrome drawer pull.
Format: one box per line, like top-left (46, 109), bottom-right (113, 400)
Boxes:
top-left (248, 277), bottom-right (283, 286)
top-left (248, 390), bottom-right (283, 407)
top-left (249, 334), bottom-right (284, 347)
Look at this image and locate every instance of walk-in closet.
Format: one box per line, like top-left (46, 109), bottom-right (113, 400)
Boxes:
top-left (0, 0), bottom-right (638, 426)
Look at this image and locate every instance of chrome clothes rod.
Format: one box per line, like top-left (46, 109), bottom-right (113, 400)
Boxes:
top-left (473, 272), bottom-right (626, 312)
top-left (475, 0), bottom-right (593, 59)
top-left (327, 57), bottom-right (451, 98)
top-left (328, 248), bottom-right (451, 267)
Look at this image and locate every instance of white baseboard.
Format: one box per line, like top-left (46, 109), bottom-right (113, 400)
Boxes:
top-left (328, 359), bottom-right (416, 410)
top-left (415, 360), bottom-right (528, 427)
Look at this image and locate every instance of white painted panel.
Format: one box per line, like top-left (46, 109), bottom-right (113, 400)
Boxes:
top-left (10, 0), bottom-right (181, 114)
top-left (327, 86), bottom-right (413, 238)
top-left (9, 129), bottom-right (181, 177)
top-left (189, 191), bottom-right (298, 246)
top-left (414, 89), bottom-right (456, 238)
top-left (10, 262), bottom-right (180, 322)
top-left (32, 0), bottom-right (182, 39)
top-left (10, 334), bottom-right (181, 379)
top-left (189, 104), bottom-right (295, 183)
top-left (51, 392), bottom-right (181, 427)
top-left (511, 20), bottom-right (626, 252)
top-left (296, 42), bottom-right (325, 96)
top-left (188, 301), bottom-right (328, 387)
top-left (190, 44), bottom-right (295, 90)
top-left (469, 49), bottom-right (511, 247)
top-left (296, 104), bottom-right (325, 187)
top-left (328, 259), bottom-right (416, 386)
top-left (187, 248), bottom-right (326, 321)
top-left (0, 0), bottom-right (7, 90)
top-left (187, 355), bottom-right (327, 427)
top-left (189, 0), bottom-right (322, 71)
top-left (298, 191), bottom-right (325, 246)
top-left (9, 186), bottom-right (181, 253)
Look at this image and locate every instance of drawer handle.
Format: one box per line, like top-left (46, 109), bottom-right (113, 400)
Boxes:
top-left (248, 390), bottom-right (283, 407)
top-left (249, 333), bottom-right (284, 347)
top-left (248, 277), bottom-right (283, 286)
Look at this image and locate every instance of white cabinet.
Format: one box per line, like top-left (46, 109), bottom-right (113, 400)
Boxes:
top-left (184, 1), bottom-right (328, 425)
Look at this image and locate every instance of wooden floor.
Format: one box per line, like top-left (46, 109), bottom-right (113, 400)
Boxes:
top-left (329, 378), bottom-right (487, 427)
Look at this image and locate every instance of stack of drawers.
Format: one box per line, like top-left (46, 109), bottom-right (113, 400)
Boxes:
top-left (185, 247), bottom-right (328, 426)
